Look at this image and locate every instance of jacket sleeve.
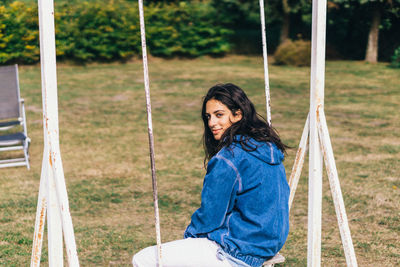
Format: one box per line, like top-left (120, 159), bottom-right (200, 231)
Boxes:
top-left (184, 154), bottom-right (240, 238)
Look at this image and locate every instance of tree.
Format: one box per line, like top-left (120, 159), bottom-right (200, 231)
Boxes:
top-left (278, 0), bottom-right (311, 43)
top-left (209, 0), bottom-right (281, 53)
top-left (210, 0), bottom-right (312, 51)
top-left (365, 3), bottom-right (381, 62)
top-left (332, 0), bottom-right (400, 62)
top-left (280, 0), bottom-right (290, 42)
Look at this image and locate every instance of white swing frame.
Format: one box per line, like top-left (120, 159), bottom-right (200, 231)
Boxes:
top-left (30, 0), bottom-right (358, 266)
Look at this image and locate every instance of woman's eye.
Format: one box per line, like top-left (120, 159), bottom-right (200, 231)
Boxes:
top-left (216, 113), bottom-right (222, 117)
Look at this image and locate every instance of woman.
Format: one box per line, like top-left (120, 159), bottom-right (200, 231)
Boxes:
top-left (132, 83), bottom-right (290, 267)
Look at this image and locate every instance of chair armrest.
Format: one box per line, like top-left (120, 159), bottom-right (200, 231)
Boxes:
top-left (0, 120), bottom-right (21, 131)
top-left (19, 99), bottom-right (29, 138)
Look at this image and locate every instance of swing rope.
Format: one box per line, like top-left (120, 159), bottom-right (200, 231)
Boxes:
top-left (258, 0), bottom-right (302, 212)
top-left (138, 0), bottom-right (163, 266)
top-left (259, 0), bottom-right (272, 126)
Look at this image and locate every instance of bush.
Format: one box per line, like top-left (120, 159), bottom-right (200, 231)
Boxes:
top-left (274, 39), bottom-right (311, 67)
top-left (55, 1), bottom-right (141, 62)
top-left (0, 2), bottom-right (39, 64)
top-left (390, 46), bottom-right (400, 68)
top-left (0, 0), bottom-right (232, 64)
top-left (144, 2), bottom-right (232, 57)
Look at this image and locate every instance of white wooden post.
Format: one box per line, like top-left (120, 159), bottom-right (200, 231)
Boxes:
top-left (47, 150), bottom-right (63, 266)
top-left (317, 107), bottom-right (358, 266)
top-left (138, 0), bottom-right (163, 266)
top-left (31, 0), bottom-right (79, 266)
top-left (259, 0), bottom-right (272, 125)
top-left (288, 113), bottom-right (309, 210)
top-left (31, 155), bottom-right (47, 266)
top-left (307, 0), bottom-right (326, 265)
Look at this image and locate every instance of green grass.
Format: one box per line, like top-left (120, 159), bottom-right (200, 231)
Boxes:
top-left (0, 56), bottom-right (399, 266)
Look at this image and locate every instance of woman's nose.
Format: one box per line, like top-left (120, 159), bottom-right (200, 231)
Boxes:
top-left (208, 116), bottom-right (216, 128)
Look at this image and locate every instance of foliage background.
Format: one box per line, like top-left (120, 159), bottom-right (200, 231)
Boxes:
top-left (1, 0), bottom-right (399, 64)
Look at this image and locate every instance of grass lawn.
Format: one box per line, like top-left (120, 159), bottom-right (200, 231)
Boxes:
top-left (0, 56), bottom-right (399, 266)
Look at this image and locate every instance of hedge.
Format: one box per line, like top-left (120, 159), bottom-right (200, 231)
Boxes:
top-left (0, 2), bottom-right (40, 64)
top-left (0, 1), bottom-right (232, 64)
top-left (274, 39), bottom-right (311, 67)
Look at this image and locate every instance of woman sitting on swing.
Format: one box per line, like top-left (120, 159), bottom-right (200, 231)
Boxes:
top-left (133, 83), bottom-right (290, 267)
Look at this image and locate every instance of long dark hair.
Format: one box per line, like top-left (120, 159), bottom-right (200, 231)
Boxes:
top-left (201, 83), bottom-right (288, 165)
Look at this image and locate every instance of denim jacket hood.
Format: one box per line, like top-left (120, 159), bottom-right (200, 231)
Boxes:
top-left (184, 137), bottom-right (290, 267)
top-left (232, 137), bottom-right (284, 166)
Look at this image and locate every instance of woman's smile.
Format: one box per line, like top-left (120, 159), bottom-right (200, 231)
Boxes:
top-left (212, 129), bottom-right (221, 134)
top-left (205, 99), bottom-right (242, 140)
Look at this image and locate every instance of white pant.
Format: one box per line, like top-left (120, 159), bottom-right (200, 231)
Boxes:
top-left (132, 238), bottom-right (233, 267)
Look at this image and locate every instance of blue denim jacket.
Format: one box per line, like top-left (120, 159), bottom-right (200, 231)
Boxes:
top-left (184, 138), bottom-right (290, 267)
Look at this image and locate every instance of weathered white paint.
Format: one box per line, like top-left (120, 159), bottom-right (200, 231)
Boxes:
top-left (31, 154), bottom-right (47, 267)
top-left (288, 113), bottom-right (309, 211)
top-left (259, 0), bottom-right (271, 125)
top-left (308, 0), bottom-right (327, 265)
top-left (31, 0), bottom-right (80, 266)
top-left (138, 0), bottom-right (163, 266)
top-left (317, 107), bottom-right (358, 267)
top-left (47, 151), bottom-right (63, 267)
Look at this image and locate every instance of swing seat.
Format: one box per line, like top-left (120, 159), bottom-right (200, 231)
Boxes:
top-left (262, 253), bottom-right (285, 267)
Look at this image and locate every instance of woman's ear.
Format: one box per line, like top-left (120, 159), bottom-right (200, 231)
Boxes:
top-left (232, 109), bottom-right (243, 123)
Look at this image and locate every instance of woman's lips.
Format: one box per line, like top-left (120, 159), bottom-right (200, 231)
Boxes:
top-left (212, 129), bottom-right (221, 135)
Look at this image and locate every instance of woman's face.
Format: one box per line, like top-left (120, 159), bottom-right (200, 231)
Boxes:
top-left (205, 99), bottom-right (242, 141)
